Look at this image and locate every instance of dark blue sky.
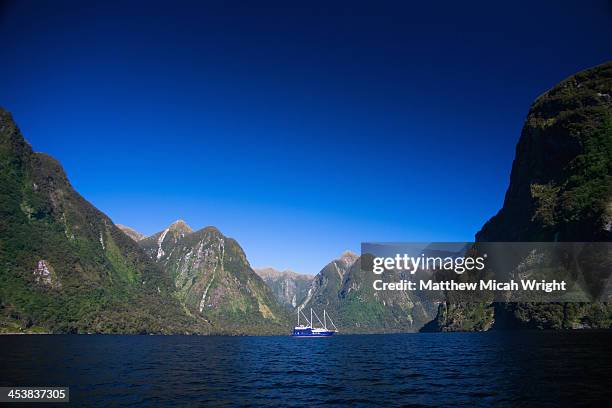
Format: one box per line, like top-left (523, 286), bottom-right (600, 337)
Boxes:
top-left (1, 1), bottom-right (610, 273)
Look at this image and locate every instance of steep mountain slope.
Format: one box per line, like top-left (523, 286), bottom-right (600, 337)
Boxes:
top-left (141, 223), bottom-right (290, 334)
top-left (298, 252), bottom-right (435, 333)
top-left (424, 61), bottom-right (612, 331)
top-left (0, 108), bottom-right (210, 334)
top-left (116, 224), bottom-right (145, 242)
top-left (254, 267), bottom-right (313, 308)
top-left (298, 251), bottom-right (358, 311)
top-left (478, 62), bottom-right (612, 243)
top-left (140, 220), bottom-right (193, 261)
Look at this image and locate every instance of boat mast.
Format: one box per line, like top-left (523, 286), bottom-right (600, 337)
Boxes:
top-left (310, 308), bottom-right (313, 328)
top-left (323, 310), bottom-right (327, 329)
top-left (311, 309), bottom-right (325, 328)
top-left (326, 312), bottom-right (339, 332)
top-left (298, 308), bottom-right (312, 326)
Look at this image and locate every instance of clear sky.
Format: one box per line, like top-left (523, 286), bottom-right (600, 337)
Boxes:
top-left (1, 1), bottom-right (610, 274)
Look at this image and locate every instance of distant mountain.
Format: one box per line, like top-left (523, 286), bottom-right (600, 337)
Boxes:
top-left (116, 224), bottom-right (145, 242)
top-left (298, 251), bottom-right (436, 333)
top-left (140, 219), bottom-right (193, 261)
top-left (298, 251), bottom-right (358, 310)
top-left (0, 108), bottom-right (209, 334)
top-left (254, 267), bottom-right (313, 308)
top-left (423, 61), bottom-right (612, 332)
top-left (140, 223), bottom-right (290, 334)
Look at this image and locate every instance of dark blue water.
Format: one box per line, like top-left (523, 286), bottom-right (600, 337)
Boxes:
top-left (1, 332), bottom-right (611, 407)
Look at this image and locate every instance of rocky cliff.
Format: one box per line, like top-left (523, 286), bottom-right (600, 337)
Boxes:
top-left (478, 61), bottom-right (612, 243)
top-left (424, 61), bottom-right (612, 331)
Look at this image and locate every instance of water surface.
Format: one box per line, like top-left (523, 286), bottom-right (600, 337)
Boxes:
top-left (1, 331), bottom-right (610, 406)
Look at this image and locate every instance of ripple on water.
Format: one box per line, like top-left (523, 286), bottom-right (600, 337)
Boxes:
top-left (0, 332), bottom-right (611, 407)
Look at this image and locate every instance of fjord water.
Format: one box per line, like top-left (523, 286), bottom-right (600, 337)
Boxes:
top-left (1, 332), bottom-right (610, 407)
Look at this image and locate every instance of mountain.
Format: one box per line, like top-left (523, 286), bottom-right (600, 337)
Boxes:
top-left (478, 62), bottom-right (612, 243)
top-left (423, 61), bottom-right (612, 332)
top-left (140, 223), bottom-right (290, 334)
top-left (0, 108), bottom-right (210, 334)
top-left (298, 251), bottom-right (435, 333)
top-left (253, 267), bottom-right (313, 308)
top-left (116, 224), bottom-right (145, 242)
top-left (140, 219), bottom-right (193, 261)
top-left (298, 251), bottom-right (358, 310)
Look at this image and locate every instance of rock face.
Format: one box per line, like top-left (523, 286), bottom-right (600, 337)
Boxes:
top-left (254, 267), bottom-right (313, 308)
top-left (424, 61), bottom-right (612, 332)
top-left (0, 108), bottom-right (210, 334)
top-left (116, 224), bottom-right (145, 242)
top-left (140, 223), bottom-right (290, 334)
top-left (32, 260), bottom-right (61, 289)
top-left (298, 251), bottom-right (435, 333)
top-left (478, 61), bottom-right (612, 243)
top-left (141, 220), bottom-right (193, 261)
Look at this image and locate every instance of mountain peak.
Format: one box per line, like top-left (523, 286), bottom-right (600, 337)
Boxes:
top-left (168, 219), bottom-right (192, 234)
top-left (339, 250), bottom-right (358, 266)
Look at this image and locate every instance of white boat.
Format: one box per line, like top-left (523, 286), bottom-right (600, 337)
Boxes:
top-left (292, 307), bottom-right (338, 337)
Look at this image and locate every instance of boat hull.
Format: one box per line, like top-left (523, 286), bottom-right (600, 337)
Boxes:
top-left (292, 328), bottom-right (335, 337)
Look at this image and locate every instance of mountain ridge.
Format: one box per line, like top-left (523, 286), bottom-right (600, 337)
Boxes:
top-left (116, 224), bottom-right (145, 242)
top-left (0, 108), bottom-right (210, 334)
top-left (254, 267), bottom-right (313, 280)
top-left (254, 267), bottom-right (314, 308)
top-left (140, 221), bottom-right (291, 334)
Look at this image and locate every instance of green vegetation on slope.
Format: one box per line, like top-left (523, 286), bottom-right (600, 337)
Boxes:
top-left (299, 253), bottom-right (436, 333)
top-left (140, 224), bottom-right (291, 335)
top-left (0, 108), bottom-right (209, 334)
